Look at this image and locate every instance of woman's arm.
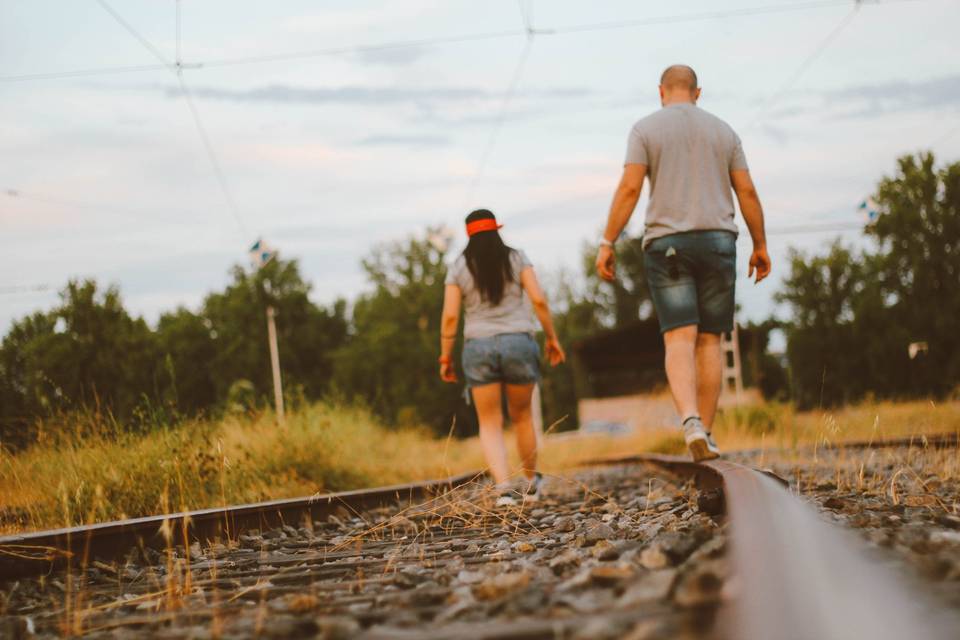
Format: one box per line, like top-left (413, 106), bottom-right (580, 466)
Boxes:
top-left (519, 267), bottom-right (566, 366)
top-left (438, 284), bottom-right (461, 382)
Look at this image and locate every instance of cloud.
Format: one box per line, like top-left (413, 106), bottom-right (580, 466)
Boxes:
top-left (357, 134), bottom-right (452, 147)
top-left (826, 74), bottom-right (960, 115)
top-left (165, 83), bottom-right (593, 107)
top-left (766, 74), bottom-right (960, 122)
top-left (354, 46), bottom-right (426, 67)
top-left (167, 84), bottom-right (487, 105)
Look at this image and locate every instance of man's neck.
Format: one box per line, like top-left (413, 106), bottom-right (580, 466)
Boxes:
top-left (662, 97), bottom-right (696, 107)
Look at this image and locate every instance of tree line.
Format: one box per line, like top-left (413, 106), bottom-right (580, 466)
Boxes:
top-left (1, 152), bottom-right (956, 448)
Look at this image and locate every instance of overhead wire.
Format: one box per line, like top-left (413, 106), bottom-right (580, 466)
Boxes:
top-left (94, 0), bottom-right (174, 68)
top-left (543, 0), bottom-right (853, 34)
top-left (1, 0), bottom-right (921, 83)
top-left (4, 0), bottom-right (927, 244)
top-left (744, 1), bottom-right (863, 131)
top-left (95, 0), bottom-right (249, 240)
top-left (0, 284), bottom-right (53, 296)
top-left (462, 0), bottom-right (535, 210)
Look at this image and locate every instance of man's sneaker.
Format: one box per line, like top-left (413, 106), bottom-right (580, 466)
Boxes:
top-left (682, 416), bottom-right (720, 462)
top-left (704, 431), bottom-right (721, 457)
top-left (522, 472), bottom-right (543, 502)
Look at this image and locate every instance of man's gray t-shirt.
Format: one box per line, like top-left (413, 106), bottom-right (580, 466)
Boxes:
top-left (445, 249), bottom-right (537, 340)
top-left (624, 103), bottom-right (747, 247)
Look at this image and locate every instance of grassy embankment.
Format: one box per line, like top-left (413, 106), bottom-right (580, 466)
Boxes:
top-left (1, 398), bottom-right (958, 533)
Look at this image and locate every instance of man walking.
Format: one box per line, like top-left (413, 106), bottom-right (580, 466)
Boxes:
top-left (595, 65), bottom-right (771, 461)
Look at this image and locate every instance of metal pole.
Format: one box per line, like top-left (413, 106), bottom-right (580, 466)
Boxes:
top-left (266, 305), bottom-right (285, 424)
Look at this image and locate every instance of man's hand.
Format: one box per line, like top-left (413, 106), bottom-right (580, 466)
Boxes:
top-left (595, 245), bottom-right (616, 282)
top-left (748, 246), bottom-right (771, 283)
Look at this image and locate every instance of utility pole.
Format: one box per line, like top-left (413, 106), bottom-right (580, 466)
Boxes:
top-left (265, 304), bottom-right (285, 424)
top-left (250, 239), bottom-right (285, 424)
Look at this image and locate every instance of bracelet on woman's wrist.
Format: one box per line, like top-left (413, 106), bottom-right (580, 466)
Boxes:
top-left (438, 356), bottom-right (452, 364)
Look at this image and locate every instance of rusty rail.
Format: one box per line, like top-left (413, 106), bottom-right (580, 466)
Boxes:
top-left (3, 439), bottom-right (960, 639)
top-left (616, 455), bottom-right (959, 640)
top-left (0, 470), bottom-right (481, 580)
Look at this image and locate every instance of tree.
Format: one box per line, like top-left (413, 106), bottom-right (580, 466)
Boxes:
top-left (777, 152), bottom-right (960, 407)
top-left (189, 258), bottom-right (348, 408)
top-left (539, 233), bottom-right (654, 430)
top-left (332, 231), bottom-right (463, 433)
top-left (870, 152), bottom-right (960, 395)
top-left (0, 280), bottom-right (158, 443)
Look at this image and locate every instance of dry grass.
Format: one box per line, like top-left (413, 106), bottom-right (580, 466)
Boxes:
top-left (0, 403), bottom-right (484, 534)
top-left (1, 398), bottom-right (958, 534)
top-left (710, 397), bottom-right (960, 452)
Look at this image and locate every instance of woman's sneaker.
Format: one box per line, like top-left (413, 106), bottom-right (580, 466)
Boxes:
top-left (494, 482), bottom-right (518, 507)
top-left (495, 492), bottom-right (518, 507)
top-left (682, 416), bottom-right (720, 462)
top-left (523, 472), bottom-right (543, 503)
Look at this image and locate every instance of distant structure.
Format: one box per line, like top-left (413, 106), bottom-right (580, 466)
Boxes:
top-left (721, 320), bottom-right (745, 403)
top-left (572, 318), bottom-right (758, 432)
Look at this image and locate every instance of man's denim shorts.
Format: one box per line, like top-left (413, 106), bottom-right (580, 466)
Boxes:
top-left (462, 332), bottom-right (541, 387)
top-left (643, 230), bottom-right (736, 334)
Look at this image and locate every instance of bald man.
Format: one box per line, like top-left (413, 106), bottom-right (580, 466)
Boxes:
top-left (595, 64), bottom-right (771, 462)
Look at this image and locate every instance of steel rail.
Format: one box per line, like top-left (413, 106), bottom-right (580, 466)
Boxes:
top-left (601, 453), bottom-right (959, 640)
top-left (3, 440), bottom-right (960, 638)
top-left (0, 470), bottom-right (481, 580)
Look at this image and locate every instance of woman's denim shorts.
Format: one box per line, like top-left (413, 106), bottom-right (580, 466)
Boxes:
top-left (462, 332), bottom-right (540, 387)
top-left (643, 230), bottom-right (736, 334)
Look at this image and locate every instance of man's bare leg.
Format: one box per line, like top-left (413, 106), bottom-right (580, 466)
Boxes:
top-left (695, 332), bottom-right (723, 429)
top-left (663, 325), bottom-right (700, 420)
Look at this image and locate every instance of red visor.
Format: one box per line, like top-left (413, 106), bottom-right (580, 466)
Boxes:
top-left (466, 219), bottom-right (502, 236)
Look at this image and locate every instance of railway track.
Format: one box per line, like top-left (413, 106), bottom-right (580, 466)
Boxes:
top-left (1, 435), bottom-right (958, 639)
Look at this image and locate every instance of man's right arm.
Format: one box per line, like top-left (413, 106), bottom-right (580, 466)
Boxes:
top-left (596, 163), bottom-right (647, 281)
top-left (730, 169), bottom-right (771, 283)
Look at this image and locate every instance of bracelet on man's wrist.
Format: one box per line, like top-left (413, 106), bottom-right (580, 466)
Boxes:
top-left (599, 237), bottom-right (615, 249)
top-left (438, 356), bottom-right (452, 364)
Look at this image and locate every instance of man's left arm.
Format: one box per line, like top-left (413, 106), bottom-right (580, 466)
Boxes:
top-left (596, 163), bottom-right (647, 281)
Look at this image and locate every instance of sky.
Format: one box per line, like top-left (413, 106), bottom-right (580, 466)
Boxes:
top-left (2, 0), bottom-right (959, 337)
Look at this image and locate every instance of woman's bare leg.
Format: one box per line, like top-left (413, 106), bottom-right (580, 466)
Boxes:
top-left (471, 383), bottom-right (509, 485)
top-left (506, 383), bottom-right (537, 480)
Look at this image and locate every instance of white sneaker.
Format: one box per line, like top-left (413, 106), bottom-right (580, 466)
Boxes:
top-left (494, 482), bottom-right (518, 507)
top-left (522, 472), bottom-right (543, 503)
top-left (704, 431), bottom-right (721, 457)
top-left (682, 416), bottom-right (720, 462)
top-left (495, 493), bottom-right (518, 507)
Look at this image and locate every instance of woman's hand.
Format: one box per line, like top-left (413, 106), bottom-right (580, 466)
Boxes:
top-left (544, 337), bottom-right (566, 366)
top-left (439, 358), bottom-right (458, 383)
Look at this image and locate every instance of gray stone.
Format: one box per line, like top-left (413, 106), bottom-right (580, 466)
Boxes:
top-left (617, 569), bottom-right (678, 605)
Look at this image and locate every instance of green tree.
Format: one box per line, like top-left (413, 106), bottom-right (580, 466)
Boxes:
top-left (192, 258), bottom-right (348, 407)
top-left (0, 280), bottom-right (158, 442)
top-left (777, 152), bottom-right (959, 406)
top-left (870, 152), bottom-right (960, 394)
top-left (332, 231), bottom-right (462, 433)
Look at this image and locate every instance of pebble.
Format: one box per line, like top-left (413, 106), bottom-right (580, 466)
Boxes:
top-left (618, 569), bottom-right (678, 606)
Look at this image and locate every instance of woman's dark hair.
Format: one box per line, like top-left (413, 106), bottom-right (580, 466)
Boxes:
top-left (463, 209), bottom-right (516, 305)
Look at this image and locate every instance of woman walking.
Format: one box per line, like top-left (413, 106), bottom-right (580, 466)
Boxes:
top-left (439, 209), bottom-right (565, 506)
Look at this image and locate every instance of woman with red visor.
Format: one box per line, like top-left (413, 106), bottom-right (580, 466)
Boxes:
top-left (439, 209), bottom-right (565, 506)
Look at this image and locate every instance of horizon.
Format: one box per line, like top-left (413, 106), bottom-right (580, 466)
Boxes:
top-left (3, 0), bottom-right (959, 335)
